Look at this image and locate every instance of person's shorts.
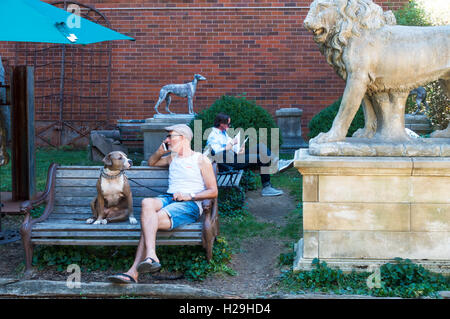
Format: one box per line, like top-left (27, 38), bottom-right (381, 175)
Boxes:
top-left (157, 195), bottom-right (200, 230)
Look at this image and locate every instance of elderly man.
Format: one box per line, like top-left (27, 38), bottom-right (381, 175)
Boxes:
top-left (107, 124), bottom-right (218, 284)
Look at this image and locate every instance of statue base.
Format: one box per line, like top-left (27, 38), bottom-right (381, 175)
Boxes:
top-left (309, 137), bottom-right (450, 157)
top-left (141, 114), bottom-right (195, 164)
top-left (275, 108), bottom-right (308, 154)
top-left (405, 114), bottom-right (432, 135)
top-left (293, 148), bottom-right (450, 274)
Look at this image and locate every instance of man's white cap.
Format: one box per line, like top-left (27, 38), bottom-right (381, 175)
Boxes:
top-left (164, 124), bottom-right (193, 141)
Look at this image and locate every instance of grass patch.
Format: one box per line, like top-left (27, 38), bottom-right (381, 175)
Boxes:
top-left (0, 147), bottom-right (100, 192)
top-left (271, 167), bottom-right (302, 202)
top-left (279, 203), bottom-right (303, 240)
top-left (220, 212), bottom-right (278, 250)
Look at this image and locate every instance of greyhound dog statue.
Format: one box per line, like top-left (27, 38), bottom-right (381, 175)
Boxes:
top-left (154, 74), bottom-right (206, 115)
top-left (409, 86), bottom-right (430, 115)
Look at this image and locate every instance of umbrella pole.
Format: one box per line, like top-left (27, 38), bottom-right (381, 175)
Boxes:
top-left (10, 66), bottom-right (36, 201)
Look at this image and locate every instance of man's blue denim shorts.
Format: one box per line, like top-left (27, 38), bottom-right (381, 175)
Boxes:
top-left (157, 194), bottom-right (200, 230)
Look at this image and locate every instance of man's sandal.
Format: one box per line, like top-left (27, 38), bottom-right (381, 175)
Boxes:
top-left (137, 257), bottom-right (161, 274)
top-left (107, 273), bottom-right (137, 284)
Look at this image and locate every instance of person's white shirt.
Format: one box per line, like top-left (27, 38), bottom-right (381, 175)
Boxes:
top-left (206, 127), bottom-right (232, 155)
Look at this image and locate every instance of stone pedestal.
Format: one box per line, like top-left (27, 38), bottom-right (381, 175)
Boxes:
top-left (293, 148), bottom-right (450, 274)
top-left (405, 114), bottom-right (432, 135)
top-left (275, 108), bottom-right (307, 154)
top-left (140, 114), bottom-right (194, 164)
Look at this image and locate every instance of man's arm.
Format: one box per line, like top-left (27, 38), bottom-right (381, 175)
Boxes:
top-left (148, 143), bottom-right (171, 167)
top-left (195, 155), bottom-right (218, 200)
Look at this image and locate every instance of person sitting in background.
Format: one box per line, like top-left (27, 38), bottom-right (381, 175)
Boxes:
top-left (206, 113), bottom-right (293, 197)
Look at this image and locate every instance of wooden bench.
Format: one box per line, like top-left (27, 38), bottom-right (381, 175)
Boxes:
top-left (216, 169), bottom-right (244, 189)
top-left (203, 147), bottom-right (244, 189)
top-left (20, 164), bottom-right (219, 274)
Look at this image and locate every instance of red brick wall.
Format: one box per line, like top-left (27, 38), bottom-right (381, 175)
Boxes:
top-left (0, 0), bottom-right (408, 143)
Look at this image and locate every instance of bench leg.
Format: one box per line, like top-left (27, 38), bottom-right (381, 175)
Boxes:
top-left (203, 224), bottom-right (218, 262)
top-left (20, 221), bottom-right (34, 276)
top-left (205, 237), bottom-right (213, 261)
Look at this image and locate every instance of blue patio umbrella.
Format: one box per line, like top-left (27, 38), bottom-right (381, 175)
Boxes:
top-left (0, 0), bottom-right (135, 44)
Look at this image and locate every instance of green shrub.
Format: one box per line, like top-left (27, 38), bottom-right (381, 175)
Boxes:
top-left (239, 169), bottom-right (259, 192)
top-left (218, 186), bottom-right (248, 218)
top-left (279, 257), bottom-right (449, 298)
top-left (394, 0), bottom-right (431, 26)
top-left (190, 95), bottom-right (281, 150)
top-left (375, 258), bottom-right (449, 298)
top-left (308, 97), bottom-right (364, 139)
top-left (218, 169), bottom-right (259, 218)
top-left (424, 81), bottom-right (449, 130)
top-left (406, 81), bottom-right (449, 130)
top-left (33, 236), bottom-right (234, 281)
top-left (157, 237), bottom-right (235, 281)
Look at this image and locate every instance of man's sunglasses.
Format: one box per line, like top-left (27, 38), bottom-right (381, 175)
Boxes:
top-left (166, 134), bottom-right (182, 139)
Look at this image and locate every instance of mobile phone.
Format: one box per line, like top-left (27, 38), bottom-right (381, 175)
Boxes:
top-left (162, 142), bottom-right (169, 151)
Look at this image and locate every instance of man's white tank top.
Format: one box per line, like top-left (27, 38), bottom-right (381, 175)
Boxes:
top-left (167, 151), bottom-right (206, 214)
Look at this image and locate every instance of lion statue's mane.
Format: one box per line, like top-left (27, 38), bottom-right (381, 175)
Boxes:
top-left (320, 0), bottom-right (396, 80)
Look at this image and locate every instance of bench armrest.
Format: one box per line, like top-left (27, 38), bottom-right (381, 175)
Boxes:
top-left (201, 197), bottom-right (219, 227)
top-left (201, 198), bottom-right (218, 222)
top-left (21, 163), bottom-right (58, 226)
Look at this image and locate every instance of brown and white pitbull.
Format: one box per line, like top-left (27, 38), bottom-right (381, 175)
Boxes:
top-left (87, 151), bottom-right (137, 225)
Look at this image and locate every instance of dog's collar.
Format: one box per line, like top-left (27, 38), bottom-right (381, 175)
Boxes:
top-left (100, 168), bottom-right (125, 180)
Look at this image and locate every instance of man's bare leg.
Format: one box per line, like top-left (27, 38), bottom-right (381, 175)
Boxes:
top-left (113, 197), bottom-right (170, 283)
top-left (140, 198), bottom-right (171, 263)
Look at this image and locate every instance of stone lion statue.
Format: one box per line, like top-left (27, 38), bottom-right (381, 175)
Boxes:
top-left (304, 0), bottom-right (450, 144)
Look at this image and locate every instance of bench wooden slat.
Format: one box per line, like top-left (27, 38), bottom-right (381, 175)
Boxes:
top-left (217, 174), bottom-right (225, 185)
top-left (56, 169), bottom-right (169, 179)
top-left (54, 197), bottom-right (158, 207)
top-left (32, 221), bottom-right (202, 231)
top-left (56, 179), bottom-right (169, 188)
top-left (32, 231), bottom-right (202, 238)
top-left (217, 169), bottom-right (244, 188)
top-left (55, 186), bottom-right (168, 198)
top-left (233, 170), bottom-right (244, 187)
top-left (45, 214), bottom-right (147, 221)
top-left (222, 174), bottom-right (232, 186)
top-left (52, 206), bottom-right (94, 214)
top-left (31, 239), bottom-right (202, 246)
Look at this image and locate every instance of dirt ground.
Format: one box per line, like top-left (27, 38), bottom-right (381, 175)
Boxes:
top-left (0, 189), bottom-right (298, 298)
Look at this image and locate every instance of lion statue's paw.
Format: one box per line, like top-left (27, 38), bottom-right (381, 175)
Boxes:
top-left (310, 131), bottom-right (346, 144)
top-left (352, 127), bottom-right (375, 139)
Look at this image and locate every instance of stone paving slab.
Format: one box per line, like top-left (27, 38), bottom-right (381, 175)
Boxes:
top-left (0, 279), bottom-right (448, 299)
top-left (0, 279), bottom-right (236, 299)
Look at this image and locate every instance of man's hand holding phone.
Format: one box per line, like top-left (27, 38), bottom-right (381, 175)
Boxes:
top-left (160, 141), bottom-right (170, 154)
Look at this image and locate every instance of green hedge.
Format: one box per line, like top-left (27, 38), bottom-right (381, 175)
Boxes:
top-left (190, 95), bottom-right (281, 150)
top-left (308, 97), bottom-right (364, 139)
top-left (279, 257), bottom-right (449, 298)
